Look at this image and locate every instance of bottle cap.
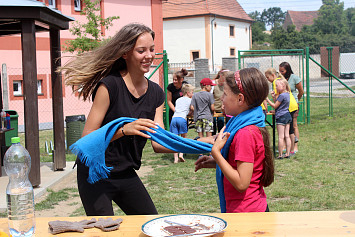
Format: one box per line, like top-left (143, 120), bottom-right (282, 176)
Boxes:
top-left (11, 137), bottom-right (20, 144)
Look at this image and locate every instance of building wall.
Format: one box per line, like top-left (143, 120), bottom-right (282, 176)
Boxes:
top-left (0, 0), bottom-right (163, 131)
top-left (163, 17), bottom-right (206, 63)
top-left (212, 17), bottom-right (251, 66)
top-left (163, 16), bottom-right (251, 70)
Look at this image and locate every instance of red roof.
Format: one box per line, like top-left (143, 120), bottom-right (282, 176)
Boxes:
top-left (284, 10), bottom-right (318, 31)
top-left (163, 0), bottom-right (253, 22)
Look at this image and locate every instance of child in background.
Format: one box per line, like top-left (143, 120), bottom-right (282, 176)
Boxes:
top-left (191, 78), bottom-right (215, 138)
top-left (195, 68), bottom-right (274, 213)
top-left (265, 68), bottom-right (298, 156)
top-left (170, 84), bottom-right (195, 163)
top-left (267, 79), bottom-right (292, 159)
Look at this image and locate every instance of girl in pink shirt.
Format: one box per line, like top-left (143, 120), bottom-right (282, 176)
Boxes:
top-left (195, 68), bottom-right (274, 213)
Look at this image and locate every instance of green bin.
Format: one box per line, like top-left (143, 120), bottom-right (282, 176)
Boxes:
top-left (65, 115), bottom-right (86, 153)
top-left (4, 110), bottom-right (19, 147)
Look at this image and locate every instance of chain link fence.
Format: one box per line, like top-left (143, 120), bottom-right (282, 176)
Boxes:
top-left (238, 50), bottom-right (355, 122)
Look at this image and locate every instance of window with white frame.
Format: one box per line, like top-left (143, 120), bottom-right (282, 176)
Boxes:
top-left (13, 81), bottom-right (22, 96)
top-left (37, 80), bottom-right (43, 95)
top-left (48, 0), bottom-right (56, 8)
top-left (13, 80), bottom-right (44, 96)
top-left (74, 0), bottom-right (81, 11)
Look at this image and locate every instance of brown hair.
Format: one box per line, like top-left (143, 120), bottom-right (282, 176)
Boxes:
top-left (214, 68), bottom-right (229, 80)
top-left (279, 61), bottom-right (294, 80)
top-left (225, 68), bottom-right (274, 187)
top-left (59, 23), bottom-right (155, 101)
top-left (174, 68), bottom-right (188, 80)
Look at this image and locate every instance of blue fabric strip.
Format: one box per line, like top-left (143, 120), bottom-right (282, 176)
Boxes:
top-left (70, 117), bottom-right (213, 184)
top-left (217, 106), bottom-right (265, 212)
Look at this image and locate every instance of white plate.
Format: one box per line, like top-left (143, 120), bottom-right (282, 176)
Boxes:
top-left (142, 214), bottom-right (227, 237)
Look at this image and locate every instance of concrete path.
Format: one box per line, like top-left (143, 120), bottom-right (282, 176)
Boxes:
top-left (0, 161), bottom-right (76, 212)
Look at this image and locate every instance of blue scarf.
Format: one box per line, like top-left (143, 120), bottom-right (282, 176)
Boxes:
top-left (217, 106), bottom-right (265, 213)
top-left (70, 117), bottom-right (213, 184)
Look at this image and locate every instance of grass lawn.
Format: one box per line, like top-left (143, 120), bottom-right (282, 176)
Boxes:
top-left (143, 97), bottom-right (354, 214)
top-left (2, 97), bottom-right (353, 217)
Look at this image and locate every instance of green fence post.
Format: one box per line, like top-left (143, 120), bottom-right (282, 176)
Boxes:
top-left (163, 50), bottom-right (170, 130)
top-left (238, 50), bottom-right (241, 70)
top-left (305, 47), bottom-right (310, 124)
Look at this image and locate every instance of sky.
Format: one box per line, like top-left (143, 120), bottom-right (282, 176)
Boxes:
top-left (237, 0), bottom-right (355, 14)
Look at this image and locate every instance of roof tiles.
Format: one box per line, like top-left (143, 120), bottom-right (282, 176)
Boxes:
top-left (163, 0), bottom-right (253, 22)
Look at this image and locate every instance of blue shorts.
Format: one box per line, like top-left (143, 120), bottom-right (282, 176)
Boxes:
top-left (276, 112), bottom-right (292, 125)
top-left (170, 117), bottom-right (188, 134)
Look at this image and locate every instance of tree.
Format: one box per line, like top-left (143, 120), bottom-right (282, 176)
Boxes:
top-left (344, 7), bottom-right (355, 36)
top-left (65, 0), bottom-right (119, 53)
top-left (261, 7), bottom-right (286, 29)
top-left (249, 11), bottom-right (268, 43)
top-left (313, 0), bottom-right (348, 35)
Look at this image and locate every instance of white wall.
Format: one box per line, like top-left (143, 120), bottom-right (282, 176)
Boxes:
top-left (212, 17), bottom-right (251, 65)
top-left (163, 17), bottom-right (206, 63)
top-left (163, 16), bottom-right (251, 66)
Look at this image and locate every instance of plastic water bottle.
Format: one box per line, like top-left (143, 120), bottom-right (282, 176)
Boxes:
top-left (0, 109), bottom-right (5, 130)
top-left (4, 137), bottom-right (35, 237)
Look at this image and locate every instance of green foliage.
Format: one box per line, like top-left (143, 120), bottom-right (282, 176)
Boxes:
top-left (313, 0), bottom-right (348, 35)
top-left (249, 11), bottom-right (269, 44)
top-left (251, 21), bottom-right (267, 43)
top-left (65, 0), bottom-right (119, 53)
top-left (261, 7), bottom-right (286, 29)
top-left (344, 7), bottom-right (355, 36)
top-left (250, 1), bottom-right (355, 53)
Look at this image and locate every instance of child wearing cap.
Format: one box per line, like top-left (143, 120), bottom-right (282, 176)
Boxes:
top-left (191, 78), bottom-right (215, 138)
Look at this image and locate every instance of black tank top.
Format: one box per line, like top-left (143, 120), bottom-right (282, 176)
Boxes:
top-left (92, 72), bottom-right (165, 175)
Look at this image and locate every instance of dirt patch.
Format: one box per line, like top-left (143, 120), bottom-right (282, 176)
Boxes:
top-left (34, 166), bottom-right (154, 217)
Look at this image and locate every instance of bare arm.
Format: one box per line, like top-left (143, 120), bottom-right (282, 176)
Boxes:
top-left (295, 81), bottom-right (304, 101)
top-left (266, 97), bottom-right (281, 109)
top-left (211, 127), bottom-right (253, 192)
top-left (151, 103), bottom-right (175, 153)
top-left (83, 84), bottom-right (159, 142)
top-left (167, 91), bottom-right (175, 112)
top-left (263, 100), bottom-right (268, 113)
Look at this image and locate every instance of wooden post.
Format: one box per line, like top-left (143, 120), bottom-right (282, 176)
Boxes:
top-left (50, 28), bottom-right (66, 170)
top-left (21, 20), bottom-right (41, 186)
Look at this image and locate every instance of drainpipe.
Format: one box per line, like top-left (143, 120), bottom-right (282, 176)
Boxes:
top-left (211, 14), bottom-right (216, 72)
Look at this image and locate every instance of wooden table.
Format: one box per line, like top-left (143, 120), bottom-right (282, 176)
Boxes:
top-left (0, 211), bottom-right (353, 236)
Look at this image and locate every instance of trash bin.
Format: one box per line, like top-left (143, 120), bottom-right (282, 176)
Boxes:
top-left (4, 110), bottom-right (19, 147)
top-left (65, 115), bottom-right (86, 153)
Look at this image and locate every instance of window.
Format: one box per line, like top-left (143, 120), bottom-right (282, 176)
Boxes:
top-left (13, 80), bottom-right (44, 96)
top-left (229, 25), bottom-right (235, 37)
top-left (192, 51), bottom-right (199, 61)
top-left (48, 0), bottom-right (56, 8)
top-left (13, 81), bottom-right (22, 96)
top-left (230, 47), bottom-right (235, 56)
top-left (74, 0), bottom-right (81, 11)
top-left (37, 80), bottom-right (43, 95)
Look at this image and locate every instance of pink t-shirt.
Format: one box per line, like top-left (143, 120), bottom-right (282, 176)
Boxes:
top-left (224, 125), bottom-right (267, 213)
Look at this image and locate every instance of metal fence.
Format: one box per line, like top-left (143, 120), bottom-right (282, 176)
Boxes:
top-left (238, 49), bottom-right (355, 123)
